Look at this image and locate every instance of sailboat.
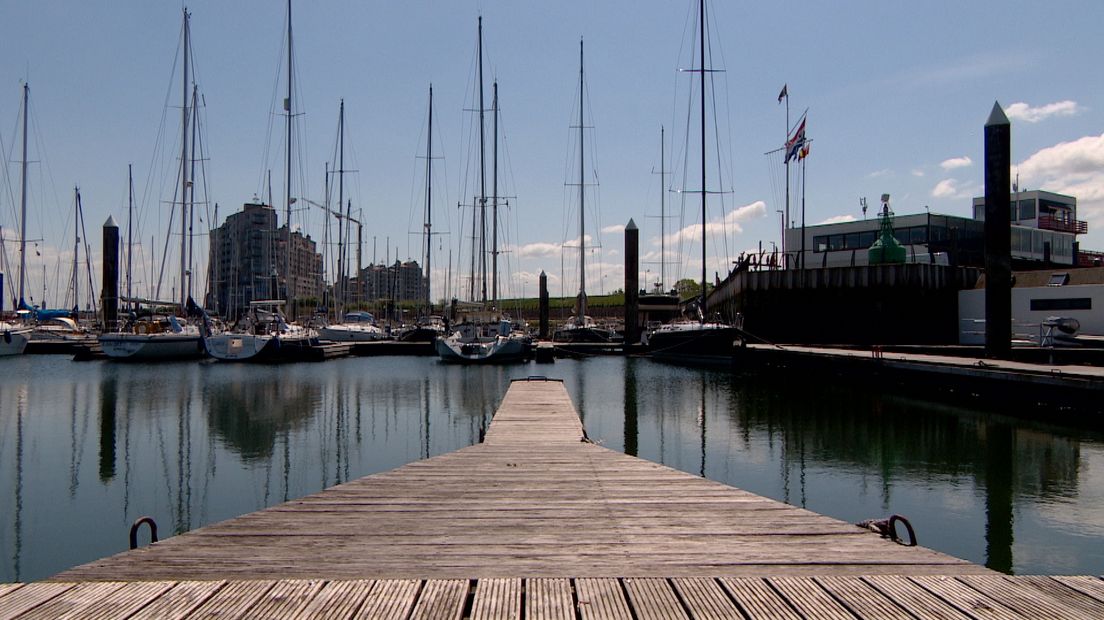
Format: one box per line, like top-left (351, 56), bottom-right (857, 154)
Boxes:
top-left (316, 100), bottom-right (384, 343)
top-left (27, 186), bottom-right (97, 353)
top-left (638, 128), bottom-right (682, 334)
top-left (100, 8), bottom-right (206, 361)
top-left (1, 83), bottom-right (35, 357)
top-left (435, 17), bottom-right (530, 364)
top-left (648, 0), bottom-right (744, 365)
top-left (204, 0), bottom-right (318, 362)
top-left (396, 85), bottom-right (447, 345)
top-left (553, 39), bottom-right (621, 345)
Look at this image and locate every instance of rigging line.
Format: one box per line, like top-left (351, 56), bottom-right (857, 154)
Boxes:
top-left (705, 23), bottom-right (730, 266)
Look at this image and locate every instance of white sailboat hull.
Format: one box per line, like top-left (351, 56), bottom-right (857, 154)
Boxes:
top-left (318, 324), bottom-right (384, 342)
top-left (99, 332), bottom-right (206, 361)
top-left (0, 324), bottom-right (32, 356)
top-left (205, 331), bottom-right (317, 362)
top-left (435, 334), bottom-right (530, 364)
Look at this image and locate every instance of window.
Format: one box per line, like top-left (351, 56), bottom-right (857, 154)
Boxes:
top-left (814, 235), bottom-right (828, 252)
top-left (1047, 273), bottom-right (1070, 287)
top-left (829, 234), bottom-right (845, 251)
top-left (845, 232), bottom-right (860, 249)
top-left (859, 231), bottom-right (876, 248)
top-left (910, 227), bottom-right (927, 244)
top-left (1019, 199), bottom-right (1036, 220)
top-left (1030, 297), bottom-right (1090, 311)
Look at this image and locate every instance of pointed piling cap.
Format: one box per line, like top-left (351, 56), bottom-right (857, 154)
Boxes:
top-left (103, 215), bottom-right (119, 229)
top-left (986, 101), bottom-right (1009, 127)
top-left (626, 218), bottom-right (638, 231)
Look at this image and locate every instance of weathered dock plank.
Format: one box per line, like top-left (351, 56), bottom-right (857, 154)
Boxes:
top-left (0, 582), bottom-right (76, 618)
top-left (622, 578), bottom-right (688, 620)
top-left (470, 578), bottom-right (521, 620)
top-left (126, 580), bottom-right (225, 620)
top-left (526, 578), bottom-right (573, 620)
top-left (5, 577), bottom-right (1104, 619)
top-left (719, 577), bottom-right (801, 620)
top-left (575, 578), bottom-right (633, 620)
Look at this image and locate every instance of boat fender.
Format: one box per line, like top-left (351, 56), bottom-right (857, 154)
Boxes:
top-left (3, 330), bottom-right (10, 344)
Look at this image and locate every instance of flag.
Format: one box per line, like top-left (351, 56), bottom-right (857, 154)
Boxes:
top-left (798, 143), bottom-right (810, 160)
top-left (777, 84), bottom-right (788, 103)
top-left (785, 116), bottom-right (806, 162)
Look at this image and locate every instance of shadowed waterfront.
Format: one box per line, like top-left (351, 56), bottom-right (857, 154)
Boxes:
top-left (1, 355), bottom-right (1101, 581)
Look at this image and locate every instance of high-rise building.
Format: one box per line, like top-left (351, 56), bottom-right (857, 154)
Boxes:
top-left (356, 260), bottom-right (426, 302)
top-left (207, 202), bottom-right (323, 317)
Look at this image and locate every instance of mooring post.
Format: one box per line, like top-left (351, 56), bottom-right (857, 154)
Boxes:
top-left (538, 270), bottom-right (549, 340)
top-left (624, 219), bottom-right (640, 345)
top-left (984, 102), bottom-right (1011, 359)
top-left (102, 216), bottom-right (120, 331)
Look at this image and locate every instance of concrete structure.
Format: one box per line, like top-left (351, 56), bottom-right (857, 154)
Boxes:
top-left (959, 267), bottom-right (1104, 345)
top-left (784, 190), bottom-right (1081, 271)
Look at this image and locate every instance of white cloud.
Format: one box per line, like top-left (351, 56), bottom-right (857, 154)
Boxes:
top-left (1017, 133), bottom-right (1104, 236)
top-left (940, 156), bottom-right (972, 170)
top-left (867, 169), bottom-right (892, 179)
top-left (932, 179), bottom-right (960, 199)
top-left (601, 224), bottom-right (624, 235)
top-left (911, 169), bottom-right (925, 178)
top-left (1005, 100), bottom-right (1080, 124)
top-left (662, 201), bottom-right (767, 245)
top-left (513, 241), bottom-right (562, 259)
top-left (819, 215), bottom-right (857, 225)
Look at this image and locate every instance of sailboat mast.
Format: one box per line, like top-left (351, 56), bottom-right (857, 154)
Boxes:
top-left (179, 8), bottom-right (190, 309)
top-left (73, 186), bottom-right (80, 312)
top-left (424, 85), bottom-right (433, 309)
top-left (578, 38), bottom-right (586, 317)
top-left (337, 99), bottom-right (346, 316)
top-left (477, 16), bottom-right (487, 305)
top-left (18, 82), bottom-right (28, 309)
top-left (698, 0), bottom-right (706, 319)
top-left (127, 164), bottom-right (134, 307)
top-left (660, 126), bottom-right (665, 291)
top-left (284, 0), bottom-right (293, 305)
top-left (187, 84), bottom-right (199, 304)
top-left (491, 81), bottom-right (499, 309)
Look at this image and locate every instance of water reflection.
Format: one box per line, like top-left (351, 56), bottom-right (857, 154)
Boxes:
top-left (0, 355), bottom-right (1100, 581)
top-left (98, 377), bottom-right (116, 482)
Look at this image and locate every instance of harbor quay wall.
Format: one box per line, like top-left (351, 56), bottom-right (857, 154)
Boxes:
top-left (711, 264), bottom-right (982, 346)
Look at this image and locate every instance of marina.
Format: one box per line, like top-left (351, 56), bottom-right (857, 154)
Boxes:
top-left (1, 0), bottom-right (1104, 615)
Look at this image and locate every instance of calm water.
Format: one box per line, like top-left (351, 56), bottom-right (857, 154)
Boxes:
top-left (1, 355), bottom-right (1102, 582)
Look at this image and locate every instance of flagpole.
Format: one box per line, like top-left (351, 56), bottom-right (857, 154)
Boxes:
top-left (801, 155), bottom-right (806, 270)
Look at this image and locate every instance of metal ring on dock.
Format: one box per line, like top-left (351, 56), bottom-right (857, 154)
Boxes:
top-left (129, 516), bottom-right (159, 549)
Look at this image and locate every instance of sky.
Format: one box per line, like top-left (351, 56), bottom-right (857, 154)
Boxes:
top-left (2, 1), bottom-right (1103, 310)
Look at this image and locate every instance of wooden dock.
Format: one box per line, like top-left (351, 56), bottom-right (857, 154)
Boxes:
top-left (743, 343), bottom-right (1104, 421)
top-left (5, 575), bottom-right (1104, 618)
top-left (7, 378), bottom-right (1104, 617)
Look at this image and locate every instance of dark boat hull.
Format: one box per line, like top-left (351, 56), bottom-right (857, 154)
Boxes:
top-left (648, 325), bottom-right (741, 366)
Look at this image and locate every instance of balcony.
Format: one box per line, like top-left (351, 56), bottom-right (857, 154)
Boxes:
top-left (1038, 214), bottom-right (1087, 234)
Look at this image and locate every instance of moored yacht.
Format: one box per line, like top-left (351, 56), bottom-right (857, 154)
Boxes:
top-left (205, 300), bottom-right (318, 362)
